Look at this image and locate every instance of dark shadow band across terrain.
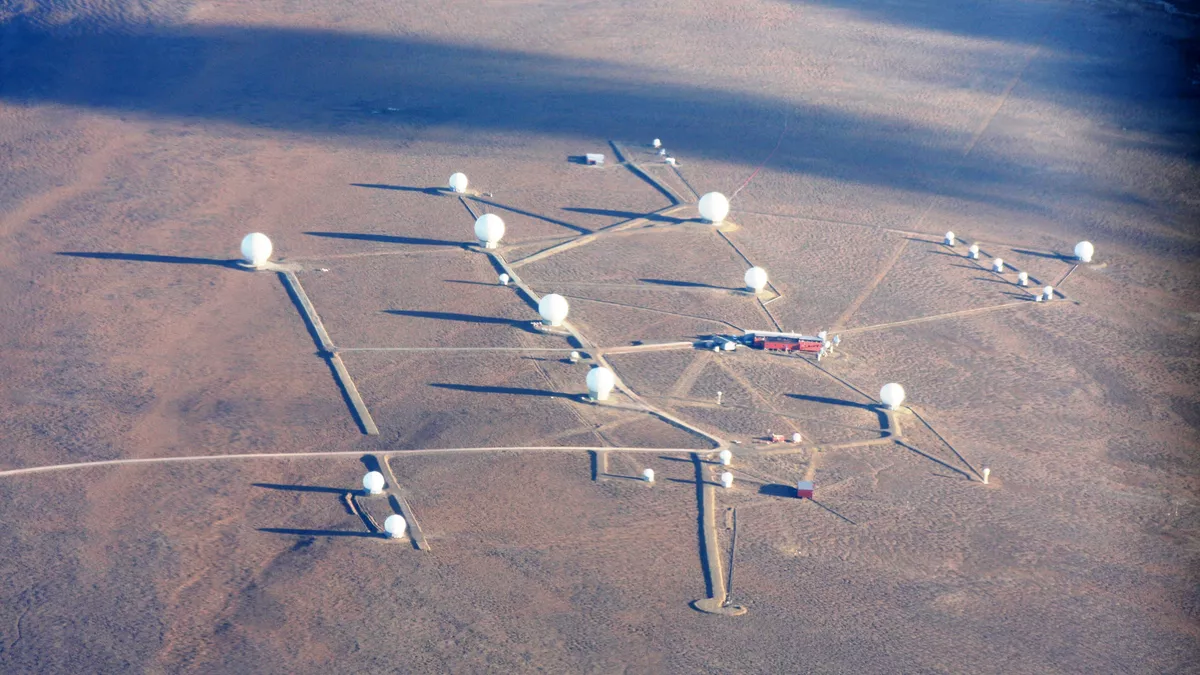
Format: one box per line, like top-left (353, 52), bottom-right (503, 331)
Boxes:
top-left (0, 17), bottom-right (1175, 254)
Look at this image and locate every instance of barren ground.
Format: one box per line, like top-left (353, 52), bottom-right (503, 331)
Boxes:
top-left (1, 0), bottom-right (1198, 673)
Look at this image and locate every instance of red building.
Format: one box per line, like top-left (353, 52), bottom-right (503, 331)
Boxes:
top-left (746, 331), bottom-right (824, 355)
top-left (797, 480), bottom-right (814, 499)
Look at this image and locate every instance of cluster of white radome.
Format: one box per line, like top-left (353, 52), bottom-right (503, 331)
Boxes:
top-left (944, 232), bottom-right (1092, 302)
top-left (360, 471), bottom-right (408, 539)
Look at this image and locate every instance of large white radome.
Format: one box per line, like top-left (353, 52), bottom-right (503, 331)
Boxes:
top-left (538, 293), bottom-right (569, 326)
top-left (362, 471), bottom-right (385, 495)
top-left (240, 233), bottom-right (273, 267)
top-left (586, 366), bottom-right (616, 401)
top-left (744, 266), bottom-right (768, 293)
top-left (1074, 241), bottom-right (1094, 263)
top-left (879, 383), bottom-right (906, 410)
top-left (384, 514), bottom-right (407, 539)
top-left (474, 213), bottom-right (505, 248)
top-left (448, 172), bottom-right (469, 194)
top-left (698, 192), bottom-right (730, 223)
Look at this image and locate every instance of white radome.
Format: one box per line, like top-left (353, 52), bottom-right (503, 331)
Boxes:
top-left (1043, 285), bottom-right (1054, 300)
top-left (719, 449), bottom-right (733, 466)
top-left (720, 471), bottom-right (734, 488)
top-left (944, 231), bottom-right (956, 246)
top-left (1074, 241), bottom-right (1094, 263)
top-left (643, 468), bottom-right (655, 482)
top-left (879, 383), bottom-right (906, 410)
top-left (474, 213), bottom-right (505, 249)
top-left (538, 293), bottom-right (569, 326)
top-left (698, 192), bottom-right (730, 224)
top-left (744, 267), bottom-right (768, 293)
top-left (240, 233), bottom-right (273, 267)
top-left (652, 138), bottom-right (662, 149)
top-left (993, 258), bottom-right (1005, 273)
top-left (362, 471), bottom-right (385, 495)
top-left (383, 514), bottom-right (407, 539)
top-left (448, 172), bottom-right (469, 194)
top-left (586, 366), bottom-right (616, 401)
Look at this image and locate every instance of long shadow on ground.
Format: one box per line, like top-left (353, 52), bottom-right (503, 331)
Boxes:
top-left (350, 183), bottom-right (444, 195)
top-left (57, 252), bottom-right (236, 266)
top-left (384, 309), bottom-right (535, 331)
top-left (253, 483), bottom-right (349, 494)
top-left (306, 232), bottom-right (465, 247)
top-left (429, 382), bottom-right (572, 399)
top-left (258, 527), bottom-right (378, 538)
top-left (786, 393), bottom-right (889, 431)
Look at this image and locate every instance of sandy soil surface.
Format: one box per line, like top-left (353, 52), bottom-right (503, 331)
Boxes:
top-left (1, 0), bottom-right (1198, 673)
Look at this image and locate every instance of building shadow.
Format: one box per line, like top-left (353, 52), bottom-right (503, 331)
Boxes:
top-left (758, 483), bottom-right (796, 498)
top-left (252, 482), bottom-right (348, 494)
top-left (350, 182), bottom-right (444, 195)
top-left (384, 309), bottom-right (535, 331)
top-left (57, 252), bottom-right (236, 266)
top-left (639, 278), bottom-right (732, 291)
top-left (566, 155), bottom-right (590, 165)
top-left (429, 382), bottom-right (571, 399)
top-left (258, 527), bottom-right (378, 538)
top-left (305, 231), bottom-right (464, 247)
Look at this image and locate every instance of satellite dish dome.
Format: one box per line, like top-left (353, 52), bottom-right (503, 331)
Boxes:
top-left (538, 293), bottom-right (569, 326)
top-left (879, 383), bottom-right (906, 411)
top-left (240, 233), bottom-right (273, 267)
top-left (967, 243), bottom-right (980, 259)
top-left (698, 192), bottom-right (730, 223)
top-left (720, 471), bottom-right (734, 488)
top-left (1074, 241), bottom-right (1094, 263)
top-left (744, 267), bottom-right (768, 293)
top-left (448, 172), bottom-right (469, 193)
top-left (643, 468), bottom-right (655, 482)
top-left (992, 258), bottom-right (1004, 273)
top-left (383, 514), bottom-right (407, 539)
top-left (362, 471), bottom-right (385, 495)
top-left (652, 138), bottom-right (662, 149)
top-left (1043, 285), bottom-right (1054, 300)
top-left (474, 214), bottom-right (505, 249)
top-left (719, 449), bottom-right (732, 466)
top-left (586, 366), bottom-right (616, 401)
top-left (944, 231), bottom-right (956, 246)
